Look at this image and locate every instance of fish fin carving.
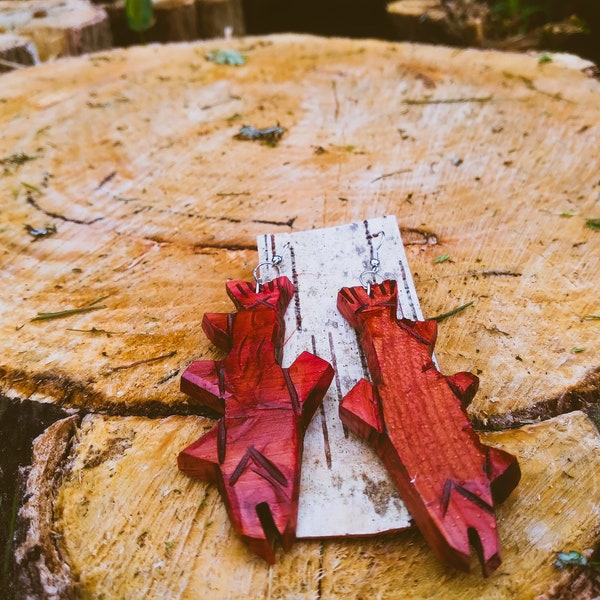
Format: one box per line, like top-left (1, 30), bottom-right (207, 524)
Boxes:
top-left (339, 378), bottom-right (384, 442)
top-left (178, 424), bottom-right (219, 482)
top-left (180, 359), bottom-right (225, 414)
top-left (446, 371), bottom-right (480, 407)
top-left (486, 446), bottom-right (522, 504)
top-left (202, 312), bottom-right (234, 351)
top-left (286, 351), bottom-right (334, 427)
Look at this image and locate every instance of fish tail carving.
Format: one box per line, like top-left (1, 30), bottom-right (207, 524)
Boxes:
top-left (438, 479), bottom-right (502, 576)
top-left (339, 378), bottom-right (383, 442)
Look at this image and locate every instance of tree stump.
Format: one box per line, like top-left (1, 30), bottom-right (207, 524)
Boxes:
top-left (0, 33), bottom-right (39, 71)
top-left (0, 0), bottom-right (112, 61)
top-left (101, 0), bottom-right (244, 47)
top-left (196, 0), bottom-right (244, 38)
top-left (1, 34), bottom-right (599, 598)
top-left (387, 1), bottom-right (446, 39)
top-left (99, 0), bottom-right (198, 48)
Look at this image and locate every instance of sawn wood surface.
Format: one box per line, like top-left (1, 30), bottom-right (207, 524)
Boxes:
top-left (1, 34), bottom-right (599, 598)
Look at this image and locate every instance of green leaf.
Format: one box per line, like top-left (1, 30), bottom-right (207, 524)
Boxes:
top-left (586, 218), bottom-right (600, 231)
top-left (571, 347), bottom-right (585, 353)
top-left (0, 152), bottom-right (36, 166)
top-left (434, 254), bottom-right (450, 264)
top-left (125, 0), bottom-right (154, 32)
top-left (21, 182), bottom-right (42, 193)
top-left (560, 210), bottom-right (576, 217)
top-left (521, 5), bottom-right (545, 20)
top-left (31, 304), bottom-right (106, 322)
top-left (432, 301), bottom-right (474, 322)
top-left (538, 53), bottom-right (553, 64)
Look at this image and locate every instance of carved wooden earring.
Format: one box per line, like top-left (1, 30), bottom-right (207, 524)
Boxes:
top-left (177, 255), bottom-right (334, 564)
top-left (336, 232), bottom-right (521, 577)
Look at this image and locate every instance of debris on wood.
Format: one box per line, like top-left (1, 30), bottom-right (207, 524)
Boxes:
top-left (234, 124), bottom-right (285, 146)
top-left (206, 48), bottom-right (245, 65)
top-left (586, 218), bottom-right (600, 231)
top-left (24, 223), bottom-right (57, 240)
top-left (432, 301), bottom-right (474, 322)
top-left (1, 152), bottom-right (36, 167)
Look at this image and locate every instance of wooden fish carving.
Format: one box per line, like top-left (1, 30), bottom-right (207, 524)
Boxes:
top-left (337, 280), bottom-right (520, 576)
top-left (178, 276), bottom-right (334, 563)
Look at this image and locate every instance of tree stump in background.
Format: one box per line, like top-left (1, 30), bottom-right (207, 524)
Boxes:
top-left (1, 34), bottom-right (600, 598)
top-left (0, 0), bottom-right (112, 60)
top-left (387, 0), bottom-right (456, 44)
top-left (100, 0), bottom-right (198, 47)
top-left (196, 0), bottom-right (244, 38)
top-left (0, 0), bottom-right (244, 62)
top-left (0, 33), bottom-right (39, 71)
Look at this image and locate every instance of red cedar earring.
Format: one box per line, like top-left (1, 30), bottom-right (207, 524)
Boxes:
top-left (336, 232), bottom-right (521, 577)
top-left (178, 255), bottom-right (334, 563)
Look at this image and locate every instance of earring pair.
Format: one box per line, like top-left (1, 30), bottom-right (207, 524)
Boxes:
top-left (177, 237), bottom-right (520, 576)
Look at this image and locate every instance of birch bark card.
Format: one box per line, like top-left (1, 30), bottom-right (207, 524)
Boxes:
top-left (257, 215), bottom-right (422, 537)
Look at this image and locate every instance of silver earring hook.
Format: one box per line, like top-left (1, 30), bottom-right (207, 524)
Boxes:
top-left (359, 231), bottom-right (385, 295)
top-left (369, 231), bottom-right (385, 273)
top-left (253, 254), bottom-right (283, 293)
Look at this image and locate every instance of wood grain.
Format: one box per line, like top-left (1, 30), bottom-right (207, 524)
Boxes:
top-left (1, 34), bottom-right (600, 596)
top-left (0, 36), bottom-right (598, 422)
top-left (0, 0), bottom-right (112, 61)
top-left (26, 410), bottom-right (597, 598)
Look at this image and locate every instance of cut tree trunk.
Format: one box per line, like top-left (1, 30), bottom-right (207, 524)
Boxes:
top-left (100, 0), bottom-right (198, 48)
top-left (1, 34), bottom-right (600, 598)
top-left (14, 416), bottom-right (79, 598)
top-left (0, 0), bottom-right (112, 61)
top-left (18, 410), bottom-right (600, 598)
top-left (386, 0), bottom-right (460, 45)
top-left (0, 33), bottom-right (39, 71)
top-left (196, 0), bottom-right (244, 38)
top-left (99, 0), bottom-right (244, 48)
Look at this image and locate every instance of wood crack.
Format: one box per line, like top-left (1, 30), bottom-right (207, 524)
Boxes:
top-left (12, 411), bottom-right (80, 599)
top-left (0, 395), bottom-right (72, 598)
top-left (472, 366), bottom-right (600, 432)
top-left (27, 195), bottom-right (104, 226)
top-left (5, 360), bottom-right (599, 430)
top-left (253, 217), bottom-right (296, 229)
top-left (130, 204), bottom-right (296, 230)
top-left (0, 366), bottom-right (221, 419)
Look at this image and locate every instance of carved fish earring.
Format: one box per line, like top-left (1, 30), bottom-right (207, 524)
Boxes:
top-left (336, 232), bottom-right (521, 577)
top-left (177, 254), bottom-right (334, 564)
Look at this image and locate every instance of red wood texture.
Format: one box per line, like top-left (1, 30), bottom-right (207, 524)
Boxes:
top-left (337, 280), bottom-right (521, 576)
top-left (178, 276), bottom-right (334, 563)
